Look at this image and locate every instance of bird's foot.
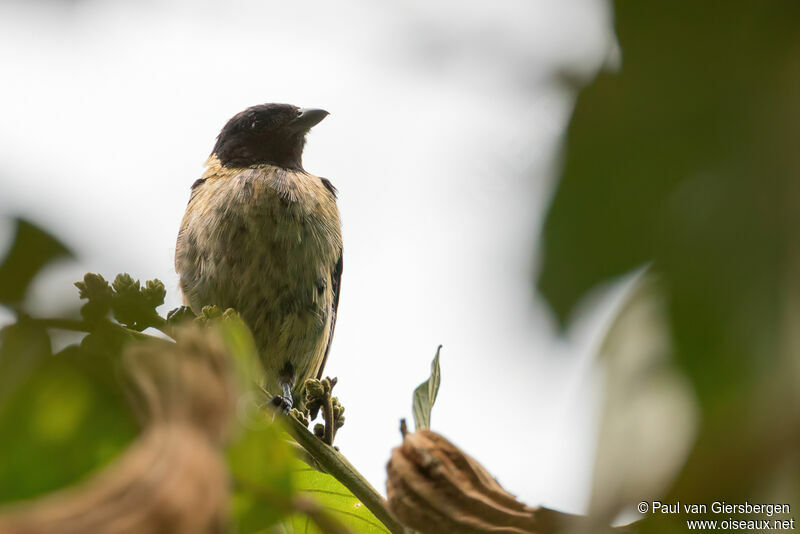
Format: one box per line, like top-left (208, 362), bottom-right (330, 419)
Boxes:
top-left (270, 393), bottom-right (293, 415)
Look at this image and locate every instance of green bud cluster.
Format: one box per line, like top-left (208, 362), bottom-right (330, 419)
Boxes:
top-left (74, 273), bottom-right (166, 331)
top-left (303, 376), bottom-right (346, 444)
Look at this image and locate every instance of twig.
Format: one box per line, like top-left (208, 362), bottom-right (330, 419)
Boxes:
top-left (322, 388), bottom-right (336, 445)
top-left (27, 317), bottom-right (157, 342)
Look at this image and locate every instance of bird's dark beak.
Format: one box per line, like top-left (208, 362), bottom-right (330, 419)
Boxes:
top-left (291, 108), bottom-right (329, 131)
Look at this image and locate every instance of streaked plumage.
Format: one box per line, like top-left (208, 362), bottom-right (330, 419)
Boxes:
top-left (175, 104), bottom-right (342, 410)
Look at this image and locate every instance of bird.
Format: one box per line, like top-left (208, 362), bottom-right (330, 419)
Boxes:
top-left (175, 103), bottom-right (342, 413)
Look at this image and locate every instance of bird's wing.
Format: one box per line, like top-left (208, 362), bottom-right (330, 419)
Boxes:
top-left (317, 251), bottom-right (343, 380)
top-left (175, 176), bottom-right (212, 308)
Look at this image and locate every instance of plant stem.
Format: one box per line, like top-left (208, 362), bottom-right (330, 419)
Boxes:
top-left (281, 414), bottom-right (408, 534)
top-left (28, 317), bottom-right (163, 342)
top-left (322, 390), bottom-right (335, 445)
top-left (30, 317), bottom-right (92, 332)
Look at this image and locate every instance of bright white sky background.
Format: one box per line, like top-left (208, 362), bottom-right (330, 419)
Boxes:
top-left (0, 0), bottom-right (618, 515)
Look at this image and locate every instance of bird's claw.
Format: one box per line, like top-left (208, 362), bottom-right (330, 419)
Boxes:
top-left (270, 394), bottom-right (293, 415)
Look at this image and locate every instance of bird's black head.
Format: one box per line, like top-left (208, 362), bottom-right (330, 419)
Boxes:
top-left (212, 103), bottom-right (329, 170)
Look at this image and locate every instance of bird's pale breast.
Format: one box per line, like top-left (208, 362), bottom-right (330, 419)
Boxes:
top-left (175, 156), bottom-right (342, 395)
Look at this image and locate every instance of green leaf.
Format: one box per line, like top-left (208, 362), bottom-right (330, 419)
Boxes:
top-left (535, 0), bottom-right (800, 403)
top-left (228, 415), bottom-right (295, 531)
top-left (0, 218), bottom-right (72, 308)
top-left (536, 1), bottom-right (800, 332)
top-left (412, 345), bottom-right (442, 431)
top-left (0, 321), bottom-right (51, 411)
top-left (538, 1), bottom-right (800, 528)
top-left (220, 316), bottom-right (294, 531)
top-left (537, 0), bottom-right (800, 391)
top-left (217, 313), bottom-right (265, 388)
top-left (0, 334), bottom-right (137, 503)
top-left (278, 457), bottom-right (390, 534)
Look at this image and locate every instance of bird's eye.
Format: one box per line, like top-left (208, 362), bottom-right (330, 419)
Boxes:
top-left (296, 109), bottom-right (303, 116)
top-left (250, 121), bottom-right (258, 129)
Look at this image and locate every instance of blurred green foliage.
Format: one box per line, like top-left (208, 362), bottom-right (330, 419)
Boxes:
top-left (281, 456), bottom-right (390, 534)
top-left (0, 219), bottom-right (71, 309)
top-left (0, 219), bottom-right (135, 503)
top-left (538, 0), bottom-right (800, 529)
top-left (0, 219), bottom-right (394, 533)
top-left (0, 322), bottom-right (137, 503)
top-left (6, 1), bottom-right (797, 530)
